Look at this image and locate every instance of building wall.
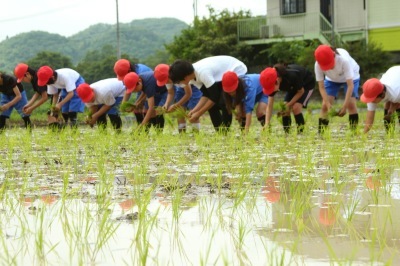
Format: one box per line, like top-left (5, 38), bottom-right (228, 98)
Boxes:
top-left (264, 0), bottom-right (400, 51)
top-left (368, 0), bottom-right (400, 51)
top-left (266, 0), bottom-right (365, 32)
top-left (368, 0), bottom-right (400, 28)
top-left (335, 0), bottom-right (366, 32)
top-left (369, 27), bottom-right (400, 51)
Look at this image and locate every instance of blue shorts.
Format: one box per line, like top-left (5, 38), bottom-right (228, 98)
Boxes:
top-left (59, 76), bottom-right (85, 113)
top-left (324, 79), bottom-right (360, 99)
top-left (175, 85), bottom-right (202, 110)
top-left (1, 90), bottom-right (29, 118)
top-left (97, 96), bottom-right (123, 116)
top-left (155, 92), bottom-right (168, 107)
top-left (255, 93), bottom-right (269, 105)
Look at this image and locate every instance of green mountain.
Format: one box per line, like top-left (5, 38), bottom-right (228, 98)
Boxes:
top-left (0, 18), bottom-right (188, 73)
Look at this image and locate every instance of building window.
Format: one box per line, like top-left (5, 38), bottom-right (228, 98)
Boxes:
top-left (281, 0), bottom-right (306, 15)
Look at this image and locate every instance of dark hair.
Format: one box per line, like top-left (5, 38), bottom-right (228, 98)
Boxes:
top-left (224, 78), bottom-right (246, 115)
top-left (47, 71), bottom-right (57, 85)
top-left (130, 63), bottom-right (137, 73)
top-left (330, 46), bottom-right (340, 55)
top-left (377, 85), bottom-right (387, 98)
top-left (27, 67), bottom-right (36, 76)
top-left (169, 59), bottom-right (194, 83)
top-left (273, 63), bottom-right (287, 77)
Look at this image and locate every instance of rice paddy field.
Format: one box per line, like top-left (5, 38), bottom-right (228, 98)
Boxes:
top-left (0, 110), bottom-right (400, 265)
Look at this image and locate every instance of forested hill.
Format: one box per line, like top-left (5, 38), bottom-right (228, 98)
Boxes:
top-left (0, 18), bottom-right (188, 72)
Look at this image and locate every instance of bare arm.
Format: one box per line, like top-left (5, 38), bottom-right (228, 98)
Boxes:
top-left (244, 112), bottom-right (252, 133)
top-left (1, 86), bottom-right (22, 110)
top-left (25, 93), bottom-right (39, 107)
top-left (122, 92), bottom-right (132, 102)
top-left (52, 93), bottom-right (59, 106)
top-left (134, 92), bottom-right (146, 106)
top-left (170, 85), bottom-right (192, 112)
top-left (92, 105), bottom-right (111, 120)
top-left (141, 96), bottom-right (154, 125)
top-left (195, 99), bottom-right (215, 117)
top-left (163, 88), bottom-right (175, 110)
top-left (190, 96), bottom-right (207, 114)
top-left (318, 80), bottom-right (331, 110)
top-left (26, 91), bottom-right (48, 113)
top-left (56, 91), bottom-right (74, 109)
top-left (286, 88), bottom-right (304, 107)
top-left (339, 79), bottom-right (354, 116)
top-left (265, 96), bottom-right (275, 127)
top-left (364, 110), bottom-right (375, 133)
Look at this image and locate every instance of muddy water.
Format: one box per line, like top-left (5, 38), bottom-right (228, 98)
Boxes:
top-left (0, 127), bottom-right (399, 265)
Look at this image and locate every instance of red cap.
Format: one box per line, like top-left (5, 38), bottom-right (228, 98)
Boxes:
top-left (314, 45), bottom-right (335, 71)
top-left (14, 63), bottom-right (28, 83)
top-left (262, 176), bottom-right (281, 203)
top-left (119, 198), bottom-right (135, 211)
top-left (123, 72), bottom-right (140, 94)
top-left (319, 203), bottom-right (336, 226)
top-left (260, 67), bottom-right (278, 95)
top-left (37, 66), bottom-right (54, 86)
top-left (114, 59), bottom-right (131, 80)
top-left (360, 78), bottom-right (384, 103)
top-left (222, 71), bottom-right (239, 93)
top-left (264, 191), bottom-right (281, 203)
top-left (41, 194), bottom-right (58, 205)
top-left (76, 83), bottom-right (95, 103)
top-left (154, 64), bottom-right (169, 86)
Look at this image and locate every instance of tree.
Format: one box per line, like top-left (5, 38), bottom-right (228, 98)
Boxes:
top-left (260, 40), bottom-right (319, 71)
top-left (144, 50), bottom-right (171, 68)
top-left (165, 7), bottom-right (258, 67)
top-left (76, 45), bottom-right (140, 84)
top-left (343, 40), bottom-right (392, 81)
top-left (27, 51), bottom-right (74, 70)
top-left (22, 51), bottom-right (74, 98)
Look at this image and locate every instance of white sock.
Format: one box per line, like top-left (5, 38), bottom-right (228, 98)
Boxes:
top-left (191, 123), bottom-right (200, 130)
top-left (178, 123), bottom-right (187, 130)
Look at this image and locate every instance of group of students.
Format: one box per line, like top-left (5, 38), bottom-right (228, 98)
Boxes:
top-left (1, 44), bottom-right (399, 134)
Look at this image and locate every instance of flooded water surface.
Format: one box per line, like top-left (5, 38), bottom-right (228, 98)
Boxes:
top-left (0, 125), bottom-right (399, 265)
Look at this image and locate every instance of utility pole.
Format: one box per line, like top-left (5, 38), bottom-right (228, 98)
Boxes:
top-left (331, 0), bottom-right (335, 46)
top-left (116, 0), bottom-right (121, 59)
top-left (193, 0), bottom-right (198, 20)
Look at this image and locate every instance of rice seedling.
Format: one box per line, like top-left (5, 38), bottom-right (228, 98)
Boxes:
top-left (328, 108), bottom-right (340, 118)
top-left (49, 105), bottom-right (60, 117)
top-left (119, 102), bottom-right (137, 113)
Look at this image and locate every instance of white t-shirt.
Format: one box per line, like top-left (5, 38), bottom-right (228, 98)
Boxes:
top-left (367, 66), bottom-right (400, 111)
top-left (190, 55), bottom-right (247, 89)
top-left (47, 68), bottom-right (81, 94)
top-left (86, 78), bottom-right (125, 107)
top-left (315, 48), bottom-right (360, 83)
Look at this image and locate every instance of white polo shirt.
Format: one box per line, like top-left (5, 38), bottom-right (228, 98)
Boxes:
top-left (86, 78), bottom-right (125, 107)
top-left (315, 48), bottom-right (360, 83)
top-left (190, 55), bottom-right (247, 89)
top-left (47, 68), bottom-right (81, 94)
top-left (367, 66), bottom-right (400, 111)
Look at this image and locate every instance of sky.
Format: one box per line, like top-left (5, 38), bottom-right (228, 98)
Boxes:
top-left (1, 0), bottom-right (266, 42)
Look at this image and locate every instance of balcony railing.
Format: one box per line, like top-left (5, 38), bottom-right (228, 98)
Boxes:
top-left (237, 16), bottom-right (267, 39)
top-left (237, 12), bottom-right (343, 46)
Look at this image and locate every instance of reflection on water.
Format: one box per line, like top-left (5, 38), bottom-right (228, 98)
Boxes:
top-left (0, 128), bottom-right (399, 265)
